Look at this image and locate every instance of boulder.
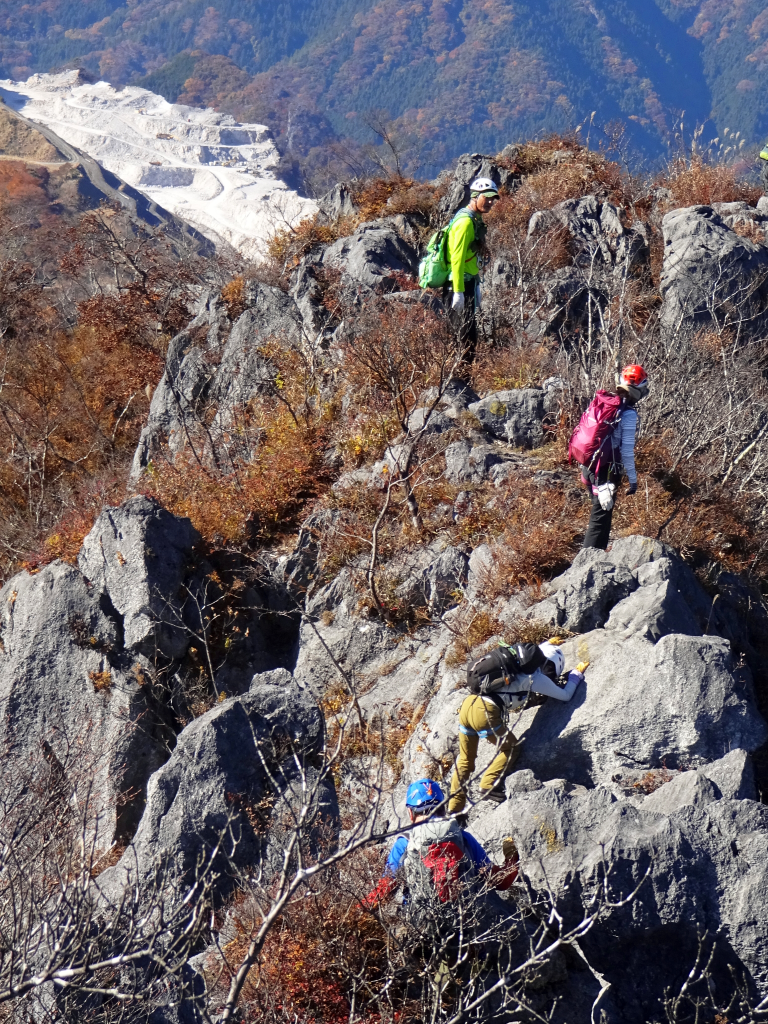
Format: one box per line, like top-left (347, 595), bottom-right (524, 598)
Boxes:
top-left (321, 221), bottom-right (417, 289)
top-left (293, 568), bottom-right (451, 718)
top-left (438, 152), bottom-right (517, 218)
top-left (698, 746), bottom-right (757, 800)
top-left (404, 623), bottom-right (767, 794)
top-left (131, 292), bottom-right (226, 474)
top-left (316, 182), bottom-right (358, 223)
top-left (660, 204), bottom-right (768, 333)
top-left (468, 388), bottom-right (557, 447)
top-left (528, 194), bottom-right (647, 269)
top-left (517, 629), bottom-right (767, 787)
top-left (0, 560), bottom-right (169, 846)
top-left (79, 496), bottom-right (199, 660)
top-left (99, 669), bottom-right (331, 894)
top-left (605, 577), bottom-right (702, 641)
top-left (209, 285), bottom-right (302, 421)
top-left (527, 542), bottom-right (726, 642)
top-left (392, 541), bottom-right (469, 615)
top-left (132, 281), bottom-right (309, 478)
top-left (712, 200), bottom-right (768, 231)
top-left (468, 757), bottom-right (768, 1021)
top-left (526, 548), bottom-right (638, 632)
top-left (444, 440), bottom-right (507, 484)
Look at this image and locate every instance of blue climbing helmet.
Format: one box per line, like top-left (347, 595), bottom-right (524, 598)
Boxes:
top-left (406, 778), bottom-right (444, 810)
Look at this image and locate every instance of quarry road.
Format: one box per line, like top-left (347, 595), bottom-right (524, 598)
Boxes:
top-left (0, 70), bottom-right (316, 260)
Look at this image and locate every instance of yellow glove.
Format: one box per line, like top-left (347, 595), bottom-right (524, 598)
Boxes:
top-left (502, 836), bottom-right (519, 862)
top-left (546, 636), bottom-right (565, 646)
top-left (575, 661), bottom-right (589, 674)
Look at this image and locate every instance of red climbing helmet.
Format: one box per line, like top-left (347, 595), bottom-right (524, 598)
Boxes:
top-left (618, 364), bottom-right (649, 401)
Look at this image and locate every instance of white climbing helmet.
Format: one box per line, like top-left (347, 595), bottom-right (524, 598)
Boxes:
top-left (539, 642), bottom-right (565, 678)
top-left (469, 177), bottom-right (499, 198)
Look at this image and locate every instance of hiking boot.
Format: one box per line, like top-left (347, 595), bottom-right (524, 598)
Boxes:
top-left (481, 788), bottom-right (507, 806)
top-left (451, 812), bottom-right (470, 828)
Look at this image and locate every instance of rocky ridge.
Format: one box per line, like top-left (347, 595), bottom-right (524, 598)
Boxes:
top-left (6, 149), bottom-right (768, 1020)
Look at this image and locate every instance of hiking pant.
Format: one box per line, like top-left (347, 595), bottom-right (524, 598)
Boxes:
top-left (449, 695), bottom-right (518, 813)
top-left (445, 276), bottom-right (478, 370)
top-left (581, 466), bottom-right (619, 551)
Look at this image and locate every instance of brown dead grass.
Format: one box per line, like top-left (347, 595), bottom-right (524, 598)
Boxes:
top-left (659, 158), bottom-right (762, 209)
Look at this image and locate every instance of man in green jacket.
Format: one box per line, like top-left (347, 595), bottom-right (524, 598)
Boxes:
top-left (446, 176), bottom-right (499, 367)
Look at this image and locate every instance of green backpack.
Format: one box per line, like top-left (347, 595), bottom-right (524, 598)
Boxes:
top-left (418, 209), bottom-right (474, 290)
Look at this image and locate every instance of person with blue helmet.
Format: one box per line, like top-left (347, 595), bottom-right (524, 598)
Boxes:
top-left (362, 778), bottom-right (518, 909)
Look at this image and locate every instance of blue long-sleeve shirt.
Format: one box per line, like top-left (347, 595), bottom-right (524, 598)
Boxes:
top-left (385, 828), bottom-right (490, 876)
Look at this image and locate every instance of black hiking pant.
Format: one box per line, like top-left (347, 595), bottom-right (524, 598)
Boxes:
top-left (581, 465), bottom-right (620, 550)
top-left (445, 276), bottom-right (478, 371)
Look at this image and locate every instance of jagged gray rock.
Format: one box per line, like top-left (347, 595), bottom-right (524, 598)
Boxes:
top-left (518, 627), bottom-right (766, 786)
top-left (79, 496), bottom-right (199, 660)
top-left (392, 540), bottom-right (469, 615)
top-left (293, 567), bottom-right (451, 717)
top-left (132, 281), bottom-right (307, 477)
top-left (444, 439), bottom-right (509, 484)
top-left (438, 152), bottom-right (517, 218)
top-left (321, 220), bottom-right (417, 289)
top-left (605, 576), bottom-right (703, 641)
top-left (316, 182), bottom-right (358, 223)
top-left (526, 548), bottom-right (638, 632)
top-left (660, 204), bottom-right (768, 333)
top-left (99, 669), bottom-right (331, 895)
top-left (528, 194), bottom-right (647, 268)
top-left (468, 388), bottom-right (557, 447)
top-left (406, 627), bottom-right (766, 793)
top-left (469, 752), bottom-right (768, 1022)
top-left (0, 560), bottom-right (169, 845)
top-left (510, 195), bottom-right (649, 339)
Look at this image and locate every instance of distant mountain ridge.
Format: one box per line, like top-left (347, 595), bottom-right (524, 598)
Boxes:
top-left (0, 0), bottom-right (765, 177)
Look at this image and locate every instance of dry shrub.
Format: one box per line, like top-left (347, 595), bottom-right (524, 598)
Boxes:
top-left (266, 216), bottom-right (340, 271)
top-left (502, 617), bottom-right (568, 646)
top-left (350, 175), bottom-right (440, 224)
top-left (632, 767), bottom-right (676, 795)
top-left (470, 338), bottom-right (557, 394)
top-left (465, 484), bottom-right (587, 602)
top-left (88, 669), bottom-right (112, 692)
top-left (221, 275), bottom-right (247, 320)
top-left (731, 220), bottom-right (766, 243)
top-left (496, 138), bottom-right (628, 236)
top-left (33, 478), bottom-right (124, 567)
top-left (207, 853), bottom-right (390, 1024)
top-left (660, 158), bottom-right (762, 208)
top-left (444, 608), bottom-right (503, 667)
top-left (146, 411), bottom-right (327, 546)
top-left (516, 163), bottom-right (595, 213)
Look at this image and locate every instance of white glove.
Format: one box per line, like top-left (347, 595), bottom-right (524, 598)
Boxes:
top-left (451, 292), bottom-right (465, 312)
top-left (597, 482), bottom-right (616, 511)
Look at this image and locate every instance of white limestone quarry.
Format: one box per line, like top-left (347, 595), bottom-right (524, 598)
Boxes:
top-left (0, 71), bottom-right (316, 259)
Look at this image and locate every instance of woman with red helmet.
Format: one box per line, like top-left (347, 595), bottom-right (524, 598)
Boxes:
top-left (579, 364), bottom-right (649, 549)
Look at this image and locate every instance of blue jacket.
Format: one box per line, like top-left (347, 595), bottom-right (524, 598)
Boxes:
top-left (385, 828), bottom-right (490, 876)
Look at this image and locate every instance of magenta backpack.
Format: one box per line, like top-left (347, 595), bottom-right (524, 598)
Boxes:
top-left (568, 390), bottom-right (623, 471)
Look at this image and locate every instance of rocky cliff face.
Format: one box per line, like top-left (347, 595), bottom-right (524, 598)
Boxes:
top-left (6, 148), bottom-right (768, 1021)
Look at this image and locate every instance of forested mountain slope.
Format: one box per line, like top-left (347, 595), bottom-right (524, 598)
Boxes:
top-left (1, 0), bottom-right (766, 180)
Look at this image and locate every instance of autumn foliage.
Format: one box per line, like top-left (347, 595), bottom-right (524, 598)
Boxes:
top-left (0, 161), bottom-right (228, 577)
top-left (146, 409), bottom-right (327, 546)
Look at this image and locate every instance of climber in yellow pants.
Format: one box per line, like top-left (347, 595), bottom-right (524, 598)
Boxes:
top-left (448, 695), bottom-right (519, 813)
top-left (448, 642), bottom-right (587, 813)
